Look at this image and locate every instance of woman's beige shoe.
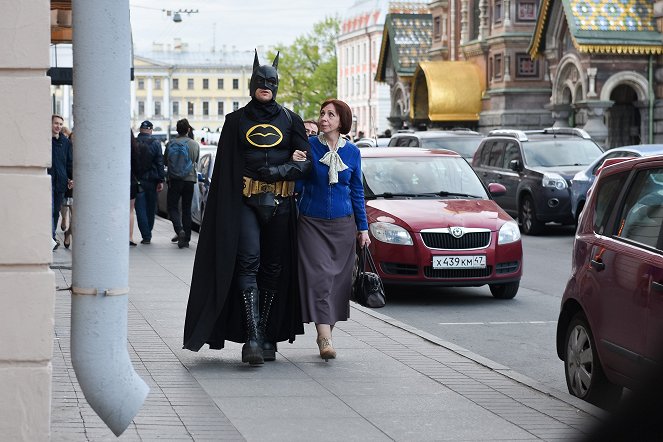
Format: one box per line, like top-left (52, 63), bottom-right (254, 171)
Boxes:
top-left (316, 337), bottom-right (336, 360)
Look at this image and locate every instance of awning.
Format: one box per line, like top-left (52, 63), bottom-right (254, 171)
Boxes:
top-left (410, 61), bottom-right (485, 122)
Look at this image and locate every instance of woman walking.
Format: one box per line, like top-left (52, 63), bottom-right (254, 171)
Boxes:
top-left (296, 99), bottom-right (370, 359)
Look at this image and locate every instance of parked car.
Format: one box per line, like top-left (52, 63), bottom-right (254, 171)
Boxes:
top-left (472, 127), bottom-right (603, 234)
top-left (360, 148), bottom-right (522, 299)
top-left (157, 145), bottom-right (217, 230)
top-left (557, 155), bottom-right (663, 408)
top-left (355, 137), bottom-right (391, 148)
top-left (571, 144), bottom-right (663, 221)
top-left (387, 129), bottom-right (485, 161)
top-left (191, 150), bottom-right (215, 227)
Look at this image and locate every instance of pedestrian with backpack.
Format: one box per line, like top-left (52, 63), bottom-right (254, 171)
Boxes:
top-left (164, 118), bottom-right (200, 248)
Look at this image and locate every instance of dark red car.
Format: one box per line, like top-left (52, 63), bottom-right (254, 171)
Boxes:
top-left (557, 155), bottom-right (663, 407)
top-left (361, 148), bottom-right (523, 299)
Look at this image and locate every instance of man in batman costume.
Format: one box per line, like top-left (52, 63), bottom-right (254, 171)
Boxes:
top-left (183, 51), bottom-right (311, 364)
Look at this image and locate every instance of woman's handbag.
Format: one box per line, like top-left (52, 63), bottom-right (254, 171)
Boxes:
top-left (353, 246), bottom-right (386, 308)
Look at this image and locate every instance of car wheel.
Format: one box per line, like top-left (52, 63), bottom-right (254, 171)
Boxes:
top-left (489, 281), bottom-right (519, 299)
top-left (519, 195), bottom-right (544, 235)
top-left (564, 312), bottom-right (622, 408)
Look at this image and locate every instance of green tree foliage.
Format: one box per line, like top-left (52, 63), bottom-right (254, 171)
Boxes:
top-left (269, 16), bottom-right (340, 119)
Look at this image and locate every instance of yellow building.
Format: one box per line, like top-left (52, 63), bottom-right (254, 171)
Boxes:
top-left (131, 42), bottom-right (257, 136)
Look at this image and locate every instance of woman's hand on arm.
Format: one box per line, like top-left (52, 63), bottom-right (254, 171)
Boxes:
top-left (292, 150), bottom-right (307, 161)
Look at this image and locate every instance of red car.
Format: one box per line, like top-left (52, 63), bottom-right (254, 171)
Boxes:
top-left (361, 148), bottom-right (523, 299)
top-left (557, 155), bottom-right (663, 407)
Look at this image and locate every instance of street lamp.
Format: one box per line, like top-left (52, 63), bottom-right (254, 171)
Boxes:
top-left (163, 9), bottom-right (198, 23)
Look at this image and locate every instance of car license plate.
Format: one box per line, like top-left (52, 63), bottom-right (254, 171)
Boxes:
top-left (433, 255), bottom-right (486, 269)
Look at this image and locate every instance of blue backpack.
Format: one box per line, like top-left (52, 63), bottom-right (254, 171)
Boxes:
top-left (167, 139), bottom-right (193, 179)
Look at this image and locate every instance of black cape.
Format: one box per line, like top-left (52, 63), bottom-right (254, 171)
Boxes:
top-left (183, 108), bottom-right (307, 351)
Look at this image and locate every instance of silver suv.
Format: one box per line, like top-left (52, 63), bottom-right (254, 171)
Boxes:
top-left (387, 129), bottom-right (484, 161)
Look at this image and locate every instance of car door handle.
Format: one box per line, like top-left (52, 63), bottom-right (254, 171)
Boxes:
top-left (590, 259), bottom-right (605, 271)
top-left (482, 172), bottom-right (488, 177)
top-left (651, 281), bottom-right (663, 292)
top-left (496, 173), bottom-right (503, 179)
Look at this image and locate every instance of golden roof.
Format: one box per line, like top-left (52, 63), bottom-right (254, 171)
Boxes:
top-left (410, 61), bottom-right (485, 122)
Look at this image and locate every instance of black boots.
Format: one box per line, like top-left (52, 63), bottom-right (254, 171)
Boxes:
top-left (259, 289), bottom-right (278, 361)
top-left (240, 287), bottom-right (264, 365)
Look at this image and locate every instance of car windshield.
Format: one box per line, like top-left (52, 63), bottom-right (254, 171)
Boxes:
top-left (362, 156), bottom-right (489, 199)
top-left (420, 137), bottom-right (482, 157)
top-left (523, 139), bottom-right (602, 167)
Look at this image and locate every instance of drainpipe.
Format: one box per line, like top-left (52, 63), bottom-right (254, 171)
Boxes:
top-left (71, 0), bottom-right (149, 436)
top-left (649, 54), bottom-right (654, 144)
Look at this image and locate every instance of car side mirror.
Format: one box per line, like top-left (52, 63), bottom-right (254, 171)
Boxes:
top-left (488, 183), bottom-right (507, 197)
top-left (509, 159), bottom-right (521, 172)
top-left (197, 172), bottom-right (204, 182)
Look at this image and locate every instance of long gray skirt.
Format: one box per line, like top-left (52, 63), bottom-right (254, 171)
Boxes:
top-left (298, 215), bottom-right (357, 325)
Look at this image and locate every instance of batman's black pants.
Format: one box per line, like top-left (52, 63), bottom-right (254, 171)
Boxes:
top-left (236, 198), bottom-right (291, 292)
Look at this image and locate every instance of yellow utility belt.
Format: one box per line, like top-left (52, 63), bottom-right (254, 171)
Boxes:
top-left (242, 176), bottom-right (295, 198)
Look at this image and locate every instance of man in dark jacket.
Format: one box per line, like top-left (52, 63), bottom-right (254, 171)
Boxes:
top-left (49, 114), bottom-right (73, 250)
top-left (183, 51), bottom-right (310, 364)
top-left (134, 120), bottom-right (165, 244)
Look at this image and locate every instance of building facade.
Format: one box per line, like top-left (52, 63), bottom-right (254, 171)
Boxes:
top-left (1, 0), bottom-right (55, 439)
top-left (131, 42), bottom-right (255, 134)
top-left (530, 0), bottom-right (663, 147)
top-left (338, 0), bottom-right (429, 137)
top-left (402, 0), bottom-right (553, 132)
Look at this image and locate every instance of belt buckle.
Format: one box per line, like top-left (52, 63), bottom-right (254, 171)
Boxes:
top-left (260, 183), bottom-right (271, 193)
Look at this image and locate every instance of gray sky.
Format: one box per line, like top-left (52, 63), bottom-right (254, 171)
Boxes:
top-left (130, 0), bottom-right (359, 53)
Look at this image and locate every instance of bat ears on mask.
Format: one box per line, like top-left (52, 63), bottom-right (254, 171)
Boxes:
top-left (253, 49), bottom-right (279, 71)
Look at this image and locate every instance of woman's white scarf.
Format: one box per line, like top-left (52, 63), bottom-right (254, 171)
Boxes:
top-left (318, 133), bottom-right (348, 184)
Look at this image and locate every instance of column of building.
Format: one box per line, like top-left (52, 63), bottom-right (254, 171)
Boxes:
top-left (0, 0), bottom-right (53, 439)
top-left (654, 1), bottom-right (663, 143)
top-left (146, 77), bottom-right (153, 118)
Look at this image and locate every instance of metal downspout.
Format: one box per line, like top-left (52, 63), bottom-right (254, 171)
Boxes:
top-left (649, 54), bottom-right (654, 144)
top-left (71, 0), bottom-right (149, 436)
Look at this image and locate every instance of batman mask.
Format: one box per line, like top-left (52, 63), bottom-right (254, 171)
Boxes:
top-left (249, 50), bottom-right (279, 100)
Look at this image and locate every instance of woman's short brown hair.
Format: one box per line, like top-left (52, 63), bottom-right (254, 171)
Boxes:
top-left (320, 99), bottom-right (353, 135)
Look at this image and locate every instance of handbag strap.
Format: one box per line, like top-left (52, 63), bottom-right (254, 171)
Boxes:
top-left (356, 246), bottom-right (366, 276)
top-left (362, 246), bottom-right (379, 274)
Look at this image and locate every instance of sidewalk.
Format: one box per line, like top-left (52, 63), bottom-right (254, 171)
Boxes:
top-left (51, 217), bottom-right (604, 441)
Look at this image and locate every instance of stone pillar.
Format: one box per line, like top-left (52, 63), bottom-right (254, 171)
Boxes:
top-left (63, 84), bottom-right (72, 127)
top-left (0, 0), bottom-right (53, 440)
top-left (504, 54), bottom-right (511, 82)
top-left (576, 100), bottom-right (613, 147)
top-left (460, 0), bottom-right (468, 44)
top-left (545, 103), bottom-right (572, 127)
top-left (163, 76), bottom-right (171, 121)
top-left (130, 78), bottom-right (136, 121)
top-left (503, 0), bottom-right (512, 26)
top-left (146, 77), bottom-right (153, 118)
top-left (478, 0), bottom-right (488, 40)
top-left (586, 67), bottom-right (598, 98)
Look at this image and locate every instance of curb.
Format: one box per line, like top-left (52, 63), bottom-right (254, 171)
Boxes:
top-left (351, 302), bottom-right (607, 420)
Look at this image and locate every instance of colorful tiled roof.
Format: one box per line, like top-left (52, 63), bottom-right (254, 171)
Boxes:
top-left (530, 0), bottom-right (662, 56)
top-left (375, 13), bottom-right (432, 81)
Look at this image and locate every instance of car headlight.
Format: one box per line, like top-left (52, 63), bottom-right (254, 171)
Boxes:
top-left (369, 222), bottom-right (413, 245)
top-left (542, 173), bottom-right (567, 189)
top-left (498, 221), bottom-right (521, 245)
